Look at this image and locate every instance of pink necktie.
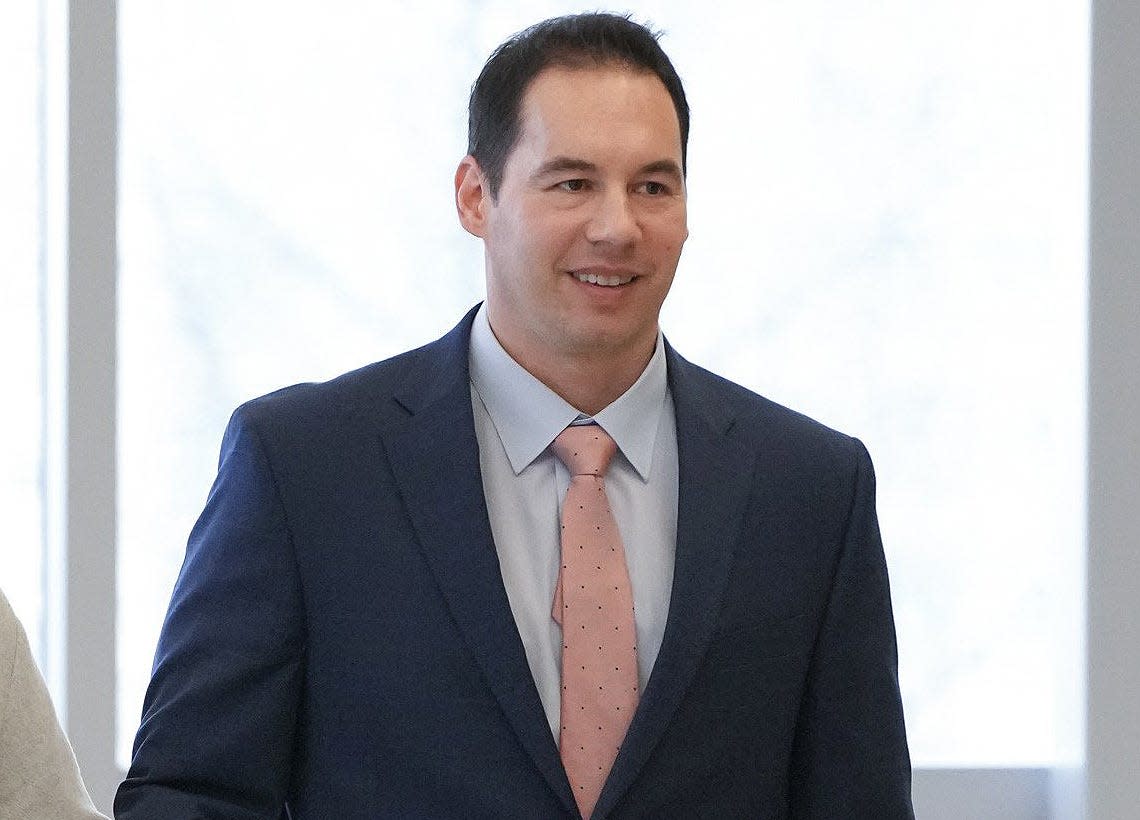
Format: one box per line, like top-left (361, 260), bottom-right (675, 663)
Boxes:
top-left (551, 425), bottom-right (638, 820)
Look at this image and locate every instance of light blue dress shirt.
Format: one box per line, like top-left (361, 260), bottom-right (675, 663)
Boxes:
top-left (468, 305), bottom-right (679, 740)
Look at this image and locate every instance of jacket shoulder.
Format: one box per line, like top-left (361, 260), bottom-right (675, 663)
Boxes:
top-left (669, 350), bottom-right (868, 471)
top-left (230, 312), bottom-right (473, 440)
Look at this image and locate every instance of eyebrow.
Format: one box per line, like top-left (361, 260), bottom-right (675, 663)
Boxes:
top-left (532, 156), bottom-right (684, 180)
top-left (639, 159), bottom-right (684, 180)
top-left (533, 157), bottom-right (598, 178)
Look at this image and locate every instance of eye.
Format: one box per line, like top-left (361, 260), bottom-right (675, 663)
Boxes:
top-left (558, 179), bottom-right (587, 192)
top-left (640, 180), bottom-right (669, 196)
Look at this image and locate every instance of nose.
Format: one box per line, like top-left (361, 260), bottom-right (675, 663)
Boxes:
top-left (585, 189), bottom-right (640, 247)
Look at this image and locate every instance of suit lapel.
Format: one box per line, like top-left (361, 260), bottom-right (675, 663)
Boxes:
top-left (594, 345), bottom-right (757, 819)
top-left (379, 311), bottom-right (577, 815)
top-left (376, 318), bottom-right (755, 819)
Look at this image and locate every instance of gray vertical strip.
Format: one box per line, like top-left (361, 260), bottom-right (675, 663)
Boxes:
top-left (912, 769), bottom-right (1050, 820)
top-left (1087, 0), bottom-right (1140, 817)
top-left (66, 0), bottom-right (118, 812)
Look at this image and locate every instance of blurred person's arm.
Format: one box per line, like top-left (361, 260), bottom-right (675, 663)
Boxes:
top-left (0, 589), bottom-right (107, 820)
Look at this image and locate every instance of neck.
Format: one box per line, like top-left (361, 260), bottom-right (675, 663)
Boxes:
top-left (530, 349), bottom-right (655, 417)
top-left (490, 327), bottom-right (656, 417)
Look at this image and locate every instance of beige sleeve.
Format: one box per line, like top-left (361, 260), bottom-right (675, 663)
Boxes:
top-left (0, 590), bottom-right (107, 820)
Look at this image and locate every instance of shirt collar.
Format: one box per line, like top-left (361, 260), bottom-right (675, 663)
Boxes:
top-left (468, 304), bottom-right (667, 480)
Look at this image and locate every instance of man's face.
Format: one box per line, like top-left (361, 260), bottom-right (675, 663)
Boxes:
top-left (458, 64), bottom-right (688, 374)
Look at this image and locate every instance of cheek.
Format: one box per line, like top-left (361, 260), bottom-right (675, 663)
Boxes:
top-left (508, 209), bottom-right (569, 254)
top-left (654, 228), bottom-right (688, 261)
top-left (648, 210), bottom-right (688, 250)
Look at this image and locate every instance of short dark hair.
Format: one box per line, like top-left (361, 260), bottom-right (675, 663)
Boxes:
top-left (467, 12), bottom-right (690, 200)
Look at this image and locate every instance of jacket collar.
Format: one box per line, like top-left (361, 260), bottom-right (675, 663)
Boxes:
top-left (384, 308), bottom-right (755, 819)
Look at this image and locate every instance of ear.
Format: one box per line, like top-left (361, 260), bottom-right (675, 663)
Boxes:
top-left (455, 155), bottom-right (491, 238)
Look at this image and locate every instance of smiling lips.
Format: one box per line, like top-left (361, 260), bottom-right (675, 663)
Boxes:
top-left (572, 270), bottom-right (637, 287)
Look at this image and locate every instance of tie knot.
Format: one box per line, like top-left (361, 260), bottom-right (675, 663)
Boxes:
top-left (552, 425), bottom-right (617, 477)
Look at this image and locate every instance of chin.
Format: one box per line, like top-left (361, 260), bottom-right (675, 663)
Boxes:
top-left (562, 325), bottom-right (654, 360)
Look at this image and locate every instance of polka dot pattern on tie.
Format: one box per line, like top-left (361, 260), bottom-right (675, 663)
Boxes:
top-left (550, 425), bottom-right (638, 820)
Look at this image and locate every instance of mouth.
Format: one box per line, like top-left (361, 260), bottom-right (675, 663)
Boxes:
top-left (570, 270), bottom-right (638, 287)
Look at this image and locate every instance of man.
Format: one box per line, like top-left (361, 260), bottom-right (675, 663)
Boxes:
top-left (117, 13), bottom-right (913, 819)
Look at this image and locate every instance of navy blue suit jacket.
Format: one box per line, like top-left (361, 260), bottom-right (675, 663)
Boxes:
top-left (116, 307), bottom-right (913, 819)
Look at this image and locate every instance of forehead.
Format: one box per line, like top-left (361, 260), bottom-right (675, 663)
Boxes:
top-left (509, 64), bottom-right (682, 167)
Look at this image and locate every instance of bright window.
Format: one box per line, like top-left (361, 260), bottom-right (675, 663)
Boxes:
top-left (117, 0), bottom-right (1089, 770)
top-left (0, 0), bottom-right (47, 666)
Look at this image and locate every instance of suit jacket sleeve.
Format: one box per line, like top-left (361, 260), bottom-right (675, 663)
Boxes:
top-left (116, 407), bottom-right (305, 818)
top-left (788, 439), bottom-right (913, 818)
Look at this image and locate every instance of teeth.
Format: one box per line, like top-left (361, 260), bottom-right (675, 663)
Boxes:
top-left (575, 272), bottom-right (633, 287)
